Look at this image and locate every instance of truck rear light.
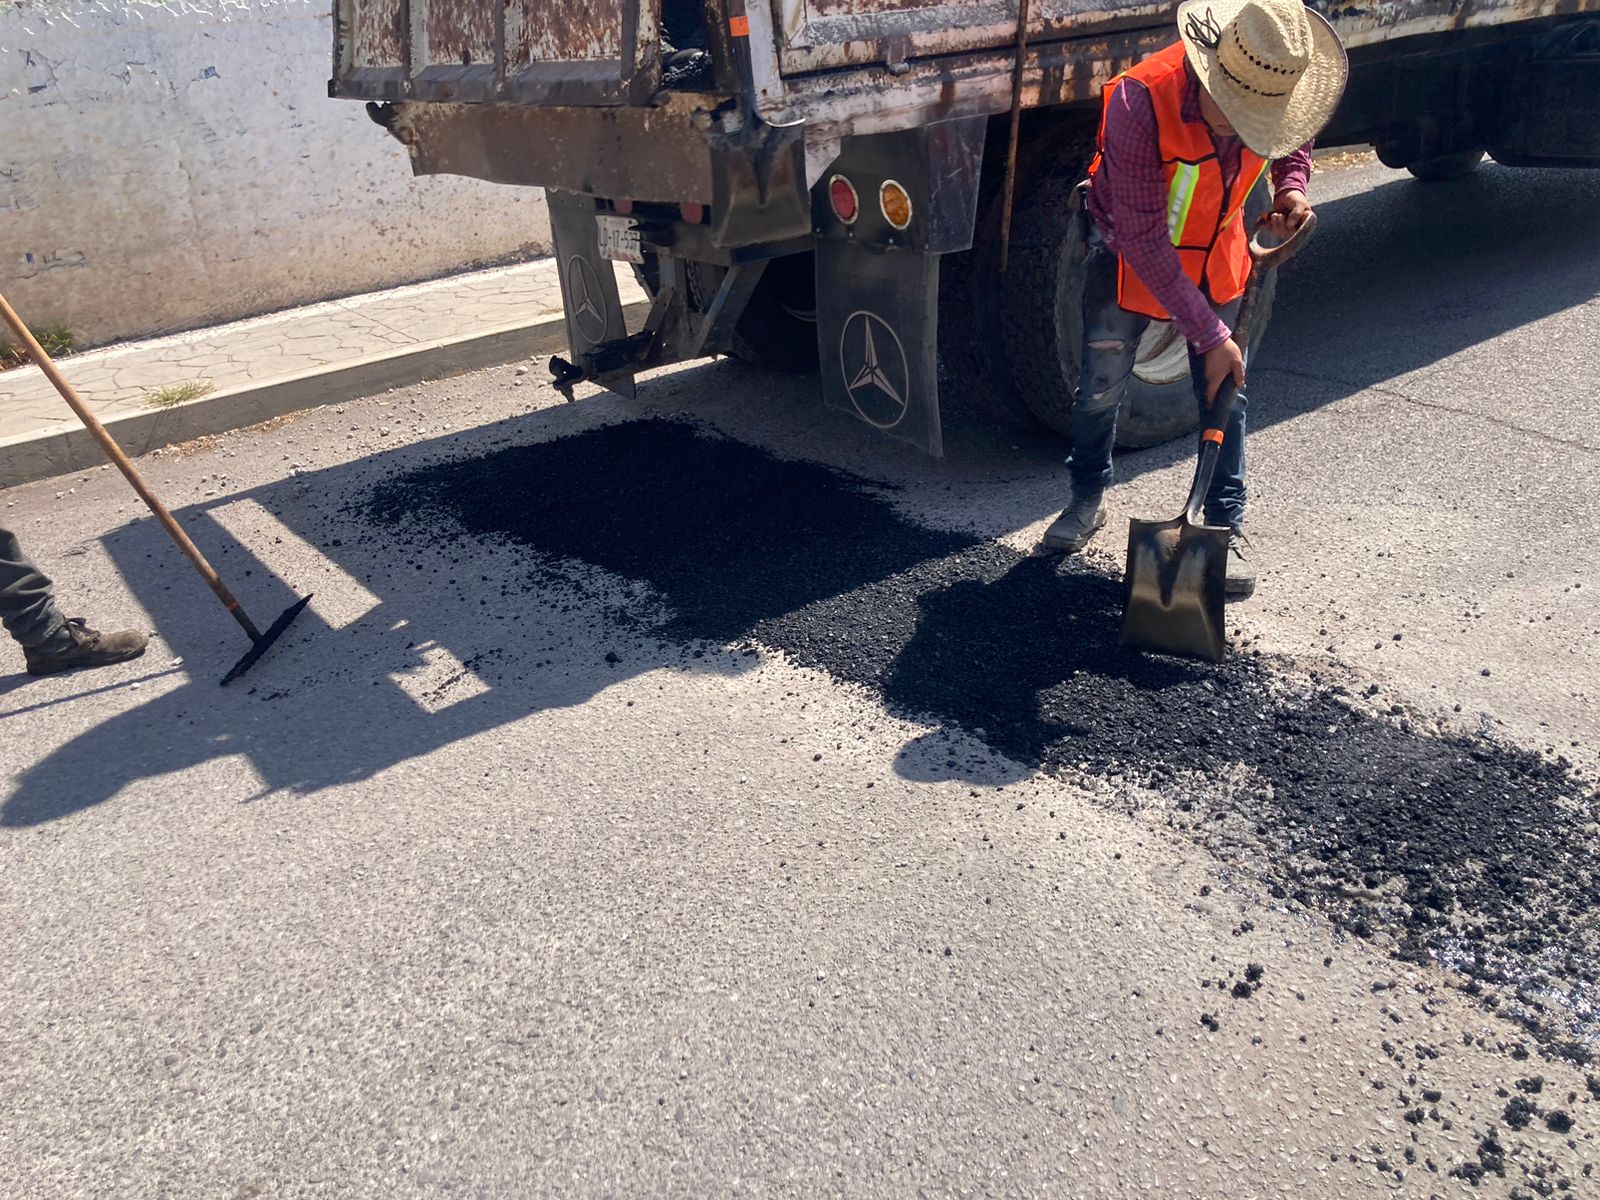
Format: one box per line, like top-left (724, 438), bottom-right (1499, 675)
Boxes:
top-left (879, 180), bottom-right (912, 230)
top-left (828, 175), bottom-right (859, 224)
top-left (680, 202), bottom-right (705, 224)
top-left (613, 197), bottom-right (635, 215)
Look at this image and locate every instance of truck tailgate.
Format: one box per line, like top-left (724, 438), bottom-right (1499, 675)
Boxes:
top-left (332, 0), bottom-right (660, 104)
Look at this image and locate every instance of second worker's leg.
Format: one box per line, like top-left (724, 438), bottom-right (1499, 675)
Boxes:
top-left (1041, 234), bottom-right (1149, 554)
top-left (1, 525), bottom-right (149, 676)
top-left (0, 525), bottom-right (69, 652)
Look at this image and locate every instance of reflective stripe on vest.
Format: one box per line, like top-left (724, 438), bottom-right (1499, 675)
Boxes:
top-left (1166, 162), bottom-right (1200, 244)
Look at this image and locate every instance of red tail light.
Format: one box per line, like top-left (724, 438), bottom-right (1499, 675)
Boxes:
top-left (829, 175), bottom-right (859, 224)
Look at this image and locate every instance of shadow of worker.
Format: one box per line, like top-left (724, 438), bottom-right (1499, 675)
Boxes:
top-left (886, 555), bottom-right (1206, 782)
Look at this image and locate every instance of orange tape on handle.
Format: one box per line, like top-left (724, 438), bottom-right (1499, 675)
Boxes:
top-left (1201, 428), bottom-right (1225, 446)
top-left (729, 14), bottom-right (750, 35)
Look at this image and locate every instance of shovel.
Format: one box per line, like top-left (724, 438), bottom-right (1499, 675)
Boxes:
top-left (1119, 211), bottom-right (1317, 661)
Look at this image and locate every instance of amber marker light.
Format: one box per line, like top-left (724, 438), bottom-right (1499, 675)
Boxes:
top-left (879, 179), bottom-right (912, 230)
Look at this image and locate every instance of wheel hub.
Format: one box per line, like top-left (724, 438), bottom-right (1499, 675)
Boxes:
top-left (1131, 321), bottom-right (1192, 387)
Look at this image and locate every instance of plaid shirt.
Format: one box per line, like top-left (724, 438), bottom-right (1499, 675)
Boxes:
top-left (1087, 60), bottom-right (1314, 353)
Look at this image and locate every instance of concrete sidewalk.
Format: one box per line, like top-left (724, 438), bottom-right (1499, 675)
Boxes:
top-left (0, 257), bottom-right (646, 488)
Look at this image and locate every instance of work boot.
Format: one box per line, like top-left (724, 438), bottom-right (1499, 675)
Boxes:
top-left (24, 617), bottom-right (148, 676)
top-left (1225, 530), bottom-right (1258, 598)
top-left (1039, 493), bottom-right (1108, 555)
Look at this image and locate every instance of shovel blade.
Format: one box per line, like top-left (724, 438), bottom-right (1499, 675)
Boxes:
top-left (1119, 516), bottom-right (1229, 661)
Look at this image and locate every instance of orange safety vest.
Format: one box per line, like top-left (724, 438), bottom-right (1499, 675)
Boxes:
top-left (1087, 42), bottom-right (1268, 321)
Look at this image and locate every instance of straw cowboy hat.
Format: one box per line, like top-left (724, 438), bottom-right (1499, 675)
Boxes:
top-left (1176, 0), bottom-right (1349, 158)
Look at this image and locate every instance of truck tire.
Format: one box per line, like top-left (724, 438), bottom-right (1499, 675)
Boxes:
top-left (635, 251), bottom-right (819, 374)
top-left (1117, 263), bottom-right (1276, 448)
top-left (692, 253), bottom-right (819, 373)
top-left (994, 139), bottom-right (1095, 439)
top-left (938, 119), bottom-right (1081, 431)
top-left (999, 154), bottom-right (1278, 448)
top-left (1406, 150), bottom-right (1484, 181)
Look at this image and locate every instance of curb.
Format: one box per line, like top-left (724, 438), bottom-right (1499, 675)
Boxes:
top-left (0, 302), bottom-right (649, 491)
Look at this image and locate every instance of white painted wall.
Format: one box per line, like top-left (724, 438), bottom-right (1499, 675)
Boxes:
top-left (0, 0), bottom-right (552, 349)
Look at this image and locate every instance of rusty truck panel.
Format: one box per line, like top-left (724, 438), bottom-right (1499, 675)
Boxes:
top-left (424, 0), bottom-right (496, 72)
top-left (749, 0), bottom-right (1600, 132)
top-left (332, 0), bottom-right (657, 105)
top-left (763, 0), bottom-right (1574, 77)
top-left (768, 0), bottom-right (1169, 77)
top-left (345, 0), bottom-right (405, 72)
top-left (393, 95), bottom-right (718, 204)
top-left (333, 0), bottom-right (1598, 125)
top-left (762, 0), bottom-right (1594, 79)
top-left (511, 0), bottom-right (626, 77)
top-left (1310, 0), bottom-right (1592, 47)
top-left (337, 0), bottom-right (1600, 201)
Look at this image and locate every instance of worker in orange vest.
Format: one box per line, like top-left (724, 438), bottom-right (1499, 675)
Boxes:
top-left (1038, 0), bottom-right (1348, 598)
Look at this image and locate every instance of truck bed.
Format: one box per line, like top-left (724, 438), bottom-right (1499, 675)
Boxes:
top-left (334, 0), bottom-right (1593, 134)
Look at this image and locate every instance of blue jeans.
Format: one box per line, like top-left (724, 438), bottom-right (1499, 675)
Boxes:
top-left (1065, 226), bottom-right (1248, 530)
top-left (1, 525), bottom-right (68, 650)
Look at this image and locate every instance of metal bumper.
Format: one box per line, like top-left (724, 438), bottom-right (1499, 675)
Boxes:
top-left (383, 97), bottom-right (813, 250)
top-left (389, 96), bottom-right (719, 206)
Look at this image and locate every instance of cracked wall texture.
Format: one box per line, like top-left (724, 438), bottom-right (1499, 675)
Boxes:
top-left (0, 0), bottom-right (553, 348)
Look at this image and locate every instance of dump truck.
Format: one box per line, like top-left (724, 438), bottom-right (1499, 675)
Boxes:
top-left (332, 0), bottom-right (1600, 455)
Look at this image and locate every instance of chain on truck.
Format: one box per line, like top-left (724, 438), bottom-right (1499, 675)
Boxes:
top-left (333, 0), bottom-right (1600, 457)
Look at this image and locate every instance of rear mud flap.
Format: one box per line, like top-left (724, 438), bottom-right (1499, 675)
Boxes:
top-left (547, 191), bottom-right (636, 400)
top-left (816, 240), bottom-right (943, 458)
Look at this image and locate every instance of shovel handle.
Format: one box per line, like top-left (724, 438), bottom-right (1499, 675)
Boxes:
top-left (1181, 212), bottom-right (1318, 525)
top-left (1248, 207), bottom-right (1318, 272)
top-left (1184, 383), bottom-right (1237, 527)
top-left (1232, 210), bottom-right (1318, 351)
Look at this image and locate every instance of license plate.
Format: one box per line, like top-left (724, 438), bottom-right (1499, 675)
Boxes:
top-left (597, 215), bottom-right (642, 265)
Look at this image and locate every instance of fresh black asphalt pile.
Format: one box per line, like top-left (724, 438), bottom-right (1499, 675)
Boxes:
top-left (363, 418), bottom-right (1599, 1059)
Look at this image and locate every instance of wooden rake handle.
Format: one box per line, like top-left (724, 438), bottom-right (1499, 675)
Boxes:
top-left (0, 290), bottom-right (262, 641)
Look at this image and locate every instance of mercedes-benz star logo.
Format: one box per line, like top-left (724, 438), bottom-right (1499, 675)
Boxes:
top-left (565, 255), bottom-right (608, 346)
top-left (838, 310), bottom-right (910, 429)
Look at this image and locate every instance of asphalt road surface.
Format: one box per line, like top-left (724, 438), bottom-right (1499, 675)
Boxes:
top-left (2, 158), bottom-right (1598, 1198)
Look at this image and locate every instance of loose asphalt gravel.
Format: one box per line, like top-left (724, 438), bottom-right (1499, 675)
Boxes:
top-left (2, 157), bottom-right (1598, 1197)
top-left (360, 417), bottom-right (1600, 1062)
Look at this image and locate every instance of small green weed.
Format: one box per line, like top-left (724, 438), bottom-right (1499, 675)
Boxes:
top-left (145, 380), bottom-right (215, 409)
top-left (0, 322), bottom-right (75, 370)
